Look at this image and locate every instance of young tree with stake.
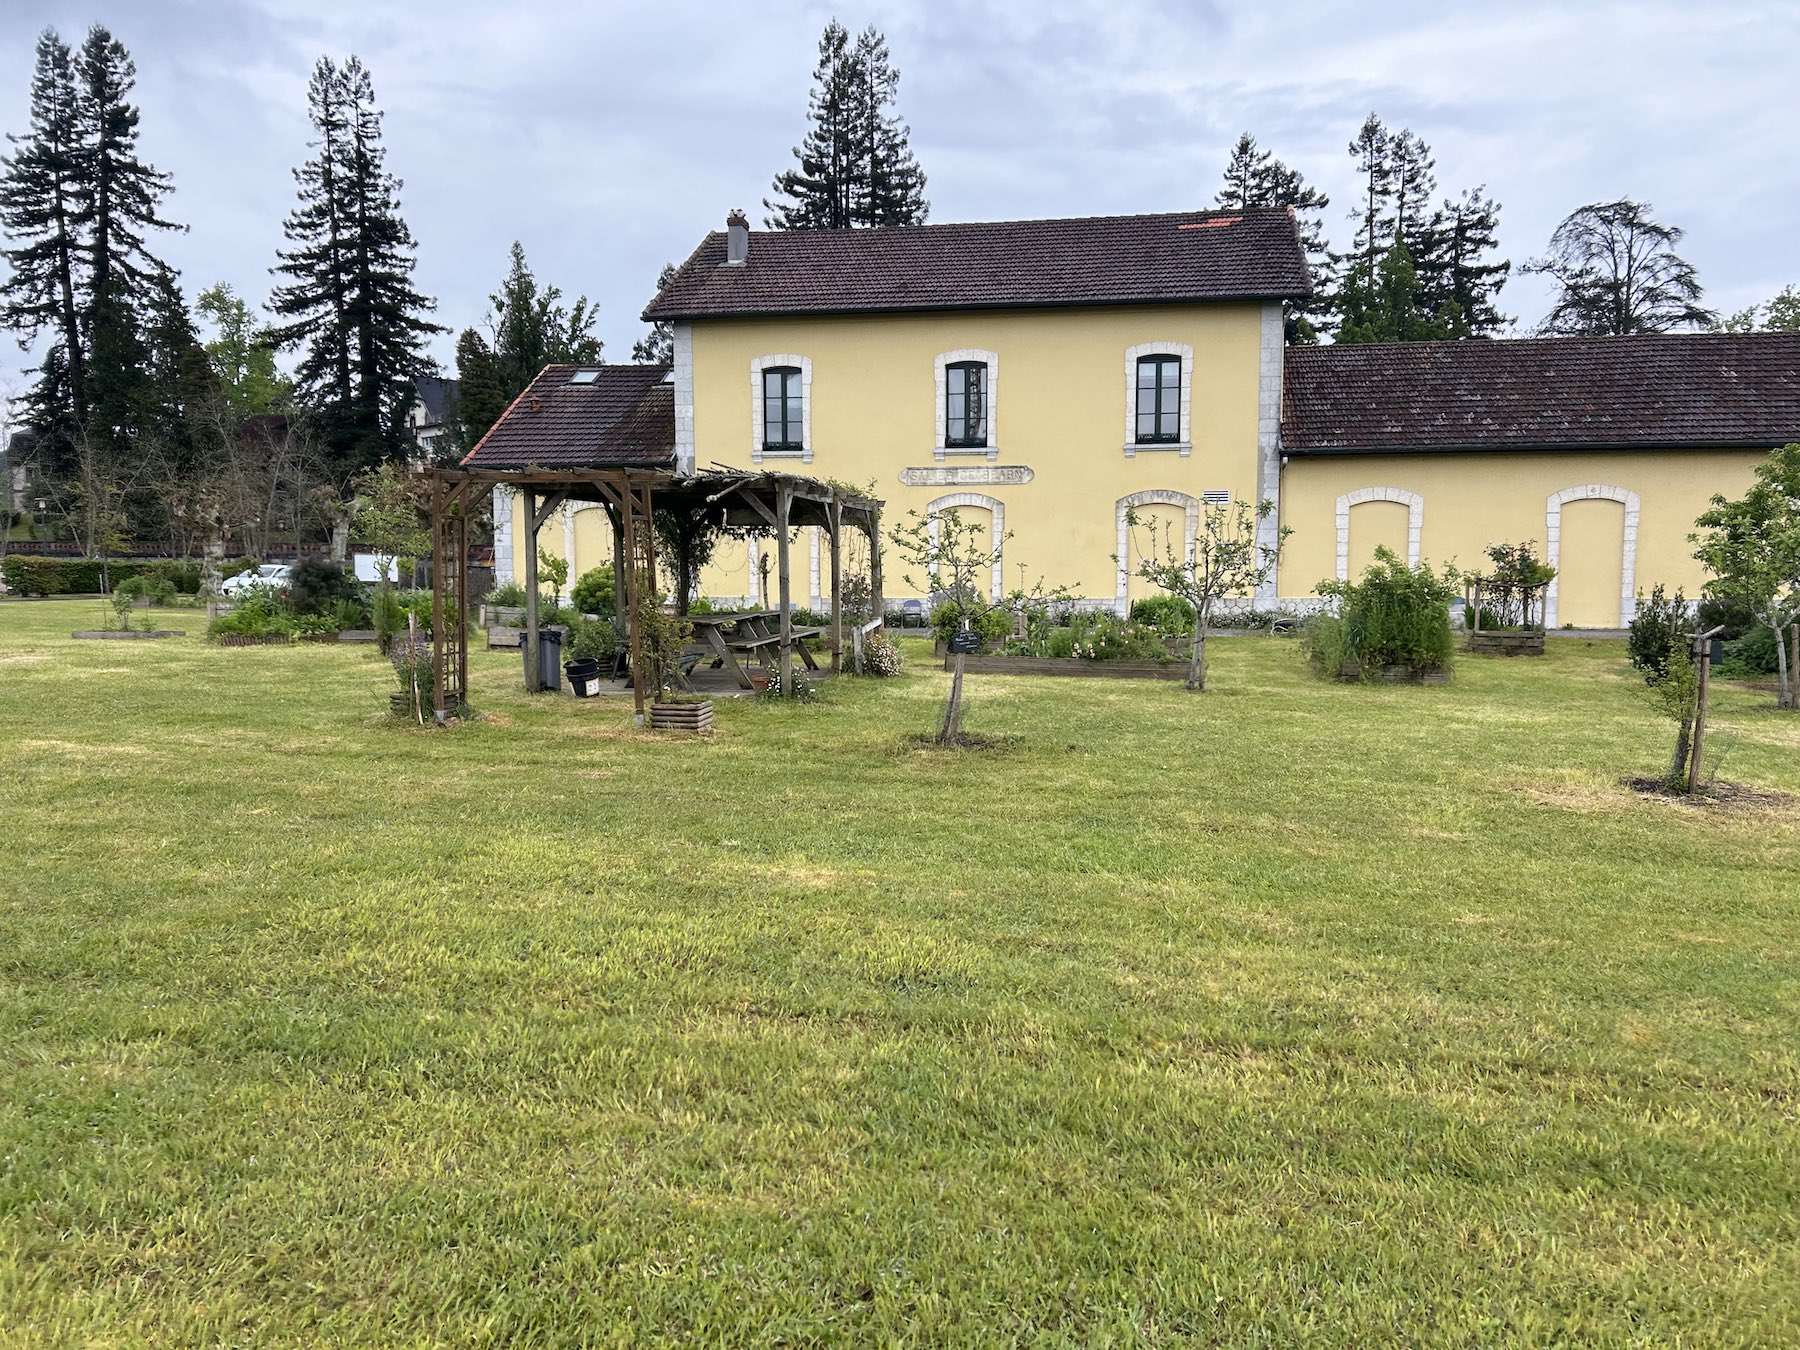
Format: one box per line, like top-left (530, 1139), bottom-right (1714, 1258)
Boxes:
top-left (888, 506), bottom-right (1013, 744)
top-left (1691, 442), bottom-right (1800, 709)
top-left (1128, 499), bottom-right (1289, 692)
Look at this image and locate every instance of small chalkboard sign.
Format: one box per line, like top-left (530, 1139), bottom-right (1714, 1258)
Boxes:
top-left (949, 630), bottom-right (982, 654)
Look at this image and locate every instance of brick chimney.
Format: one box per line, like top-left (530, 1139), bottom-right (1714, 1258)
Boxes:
top-left (725, 209), bottom-right (749, 266)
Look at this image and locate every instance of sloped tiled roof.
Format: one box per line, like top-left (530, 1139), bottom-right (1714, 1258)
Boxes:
top-left (1282, 334), bottom-right (1800, 454)
top-left (461, 365), bottom-right (674, 469)
top-left (643, 207), bottom-right (1310, 321)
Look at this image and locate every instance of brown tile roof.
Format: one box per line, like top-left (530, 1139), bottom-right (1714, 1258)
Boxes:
top-left (461, 364), bottom-right (674, 469)
top-left (643, 207), bottom-right (1310, 321)
top-left (1282, 334), bottom-right (1800, 454)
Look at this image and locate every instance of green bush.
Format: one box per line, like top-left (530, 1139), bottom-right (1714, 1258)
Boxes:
top-left (288, 556), bottom-right (360, 614)
top-left (1697, 594), bottom-right (1758, 642)
top-left (484, 580), bottom-right (529, 608)
top-left (2, 555), bottom-right (205, 597)
top-left (1129, 594), bottom-right (1196, 637)
top-left (1628, 584), bottom-right (1691, 684)
top-left (567, 615), bottom-right (623, 662)
top-left (207, 594), bottom-right (296, 640)
top-left (1069, 613), bottom-right (1167, 662)
top-left (570, 564), bottom-right (615, 616)
top-left (930, 600), bottom-right (1010, 648)
top-left (1311, 548), bottom-right (1458, 677)
top-left (1716, 625), bottom-right (1781, 678)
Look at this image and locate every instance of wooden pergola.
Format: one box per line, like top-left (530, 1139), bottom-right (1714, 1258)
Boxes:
top-left (423, 465), bottom-right (884, 721)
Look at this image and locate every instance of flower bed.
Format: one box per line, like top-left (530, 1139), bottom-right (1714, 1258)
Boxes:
top-left (1467, 630), bottom-right (1545, 656)
top-left (939, 654), bottom-right (1185, 680)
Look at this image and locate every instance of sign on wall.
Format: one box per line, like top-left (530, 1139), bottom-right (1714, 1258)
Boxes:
top-left (898, 464), bottom-right (1035, 487)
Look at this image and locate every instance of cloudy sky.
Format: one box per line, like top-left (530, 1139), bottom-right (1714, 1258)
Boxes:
top-left (1, 0), bottom-right (1795, 371)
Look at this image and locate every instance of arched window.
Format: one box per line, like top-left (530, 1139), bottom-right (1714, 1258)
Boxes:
top-left (761, 366), bottom-right (804, 452)
top-left (1135, 355), bottom-right (1181, 444)
top-left (945, 360), bottom-right (988, 448)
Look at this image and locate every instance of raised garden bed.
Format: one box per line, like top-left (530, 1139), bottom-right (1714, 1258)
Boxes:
top-left (1468, 630), bottom-right (1546, 656)
top-left (71, 629), bottom-right (186, 640)
top-left (1337, 661), bottom-right (1449, 685)
top-left (216, 634), bottom-right (292, 648)
top-left (940, 655), bottom-right (1185, 680)
top-left (650, 698), bottom-right (713, 732)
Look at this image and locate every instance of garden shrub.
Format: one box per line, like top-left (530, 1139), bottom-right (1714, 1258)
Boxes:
top-left (1697, 594), bottom-right (1757, 642)
top-left (567, 615), bottom-right (624, 662)
top-left (287, 556), bottom-right (359, 613)
top-left (207, 593), bottom-right (296, 640)
top-left (570, 564), bottom-right (615, 617)
top-left (1628, 584), bottom-right (1692, 684)
top-left (861, 631), bottom-right (903, 676)
top-left (1130, 594), bottom-right (1196, 637)
top-left (2, 555), bottom-right (205, 597)
top-left (930, 599), bottom-right (1010, 648)
top-left (484, 579), bottom-right (529, 608)
top-left (1070, 612), bottom-right (1167, 662)
top-left (1310, 548), bottom-right (1459, 677)
top-left (1716, 625), bottom-right (1781, 678)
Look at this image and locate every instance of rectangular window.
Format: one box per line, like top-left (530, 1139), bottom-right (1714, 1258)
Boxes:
top-left (1135, 356), bottom-right (1181, 444)
top-left (762, 367), bottom-right (803, 451)
top-left (945, 361), bottom-right (988, 448)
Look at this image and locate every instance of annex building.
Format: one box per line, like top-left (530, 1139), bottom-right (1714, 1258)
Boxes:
top-left (482, 207), bottom-right (1800, 628)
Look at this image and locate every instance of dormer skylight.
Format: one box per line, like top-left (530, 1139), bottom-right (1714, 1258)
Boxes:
top-left (569, 369), bottom-right (602, 384)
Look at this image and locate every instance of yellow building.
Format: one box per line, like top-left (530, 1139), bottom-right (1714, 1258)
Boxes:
top-left (486, 208), bottom-right (1800, 628)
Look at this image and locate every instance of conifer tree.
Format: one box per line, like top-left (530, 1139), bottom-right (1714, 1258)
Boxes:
top-left (454, 328), bottom-right (507, 450)
top-left (1388, 128), bottom-right (1436, 251)
top-left (1525, 200), bottom-right (1714, 335)
top-left (1215, 132), bottom-right (1331, 342)
top-left (765, 20), bottom-right (927, 229)
top-left (488, 241), bottom-right (602, 396)
top-left (1346, 113), bottom-right (1393, 272)
top-left (0, 30), bottom-right (87, 439)
top-left (1416, 187), bottom-right (1510, 337)
top-left (632, 262), bottom-right (678, 364)
top-left (1335, 241), bottom-right (1458, 344)
top-left (270, 55), bottom-right (438, 471)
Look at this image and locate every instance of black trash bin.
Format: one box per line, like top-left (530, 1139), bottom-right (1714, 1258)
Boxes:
top-left (565, 656), bottom-right (602, 697)
top-left (524, 627), bottom-right (564, 691)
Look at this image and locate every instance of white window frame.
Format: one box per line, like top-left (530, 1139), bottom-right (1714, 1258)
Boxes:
top-left (1124, 341), bottom-right (1193, 457)
top-left (750, 353), bottom-right (812, 464)
top-left (934, 348), bottom-right (999, 462)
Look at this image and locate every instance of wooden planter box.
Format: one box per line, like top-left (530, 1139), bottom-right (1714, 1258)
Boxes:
top-left (651, 699), bottom-right (713, 732)
top-left (71, 629), bottom-right (185, 640)
top-left (940, 655), bottom-right (1186, 680)
top-left (1468, 629), bottom-right (1546, 656)
top-left (1338, 661), bottom-right (1449, 685)
top-left (216, 634), bottom-right (291, 647)
top-left (389, 689), bottom-right (432, 719)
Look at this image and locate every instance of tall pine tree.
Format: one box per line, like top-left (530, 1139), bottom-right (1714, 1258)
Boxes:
top-left (487, 241), bottom-right (602, 396)
top-left (765, 21), bottom-right (927, 229)
top-left (632, 261), bottom-right (678, 364)
top-left (454, 328), bottom-right (507, 451)
top-left (1345, 114), bottom-right (1393, 273)
top-left (1416, 187), bottom-right (1510, 337)
top-left (0, 30), bottom-right (86, 443)
top-left (1214, 132), bottom-right (1331, 342)
top-left (270, 55), bottom-right (438, 472)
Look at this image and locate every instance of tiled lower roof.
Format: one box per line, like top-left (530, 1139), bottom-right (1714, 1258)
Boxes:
top-left (462, 364), bottom-right (674, 469)
top-left (1283, 334), bottom-right (1800, 454)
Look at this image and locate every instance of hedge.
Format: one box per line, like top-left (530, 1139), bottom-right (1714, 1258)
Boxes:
top-left (2, 555), bottom-right (209, 597)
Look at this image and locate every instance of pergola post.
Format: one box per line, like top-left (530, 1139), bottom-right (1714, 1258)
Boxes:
top-left (827, 499), bottom-right (843, 674)
top-left (868, 504), bottom-right (885, 626)
top-left (777, 481), bottom-right (794, 697)
top-left (610, 507), bottom-right (627, 624)
top-left (523, 488), bottom-right (540, 692)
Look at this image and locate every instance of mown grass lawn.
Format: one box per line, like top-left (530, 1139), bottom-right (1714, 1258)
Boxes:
top-left (1, 598), bottom-right (1797, 1346)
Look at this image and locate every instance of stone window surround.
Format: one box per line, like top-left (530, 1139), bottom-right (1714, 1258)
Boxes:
top-left (750, 353), bottom-right (812, 464)
top-left (925, 491), bottom-right (1006, 600)
top-left (1545, 483), bottom-right (1640, 628)
top-left (1334, 487), bottom-right (1424, 580)
top-left (933, 348), bottom-right (1000, 462)
top-left (1124, 341), bottom-right (1194, 457)
top-left (1115, 489), bottom-right (1200, 616)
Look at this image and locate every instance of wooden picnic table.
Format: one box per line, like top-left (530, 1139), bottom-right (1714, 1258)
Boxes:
top-left (687, 611), bottom-right (824, 687)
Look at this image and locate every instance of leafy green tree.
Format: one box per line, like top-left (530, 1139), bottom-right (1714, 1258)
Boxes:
top-left (454, 328), bottom-right (507, 450)
top-left (196, 282), bottom-right (289, 417)
top-left (1128, 498), bottom-right (1288, 692)
top-left (765, 20), bottom-right (927, 229)
top-left (269, 55), bottom-right (439, 472)
top-left (1526, 200), bottom-right (1714, 335)
top-left (488, 241), bottom-right (602, 396)
top-left (1691, 442), bottom-right (1800, 708)
top-left (1215, 132), bottom-right (1331, 342)
top-left (1717, 284), bottom-right (1800, 333)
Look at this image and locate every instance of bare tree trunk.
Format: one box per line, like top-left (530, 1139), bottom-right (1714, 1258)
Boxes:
top-left (1790, 625), bottom-right (1800, 709)
top-left (939, 650), bottom-right (966, 743)
top-left (1188, 619), bottom-right (1210, 691)
top-left (1776, 621), bottom-right (1793, 710)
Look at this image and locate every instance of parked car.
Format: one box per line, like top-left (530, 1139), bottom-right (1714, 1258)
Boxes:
top-left (220, 563), bottom-right (292, 597)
